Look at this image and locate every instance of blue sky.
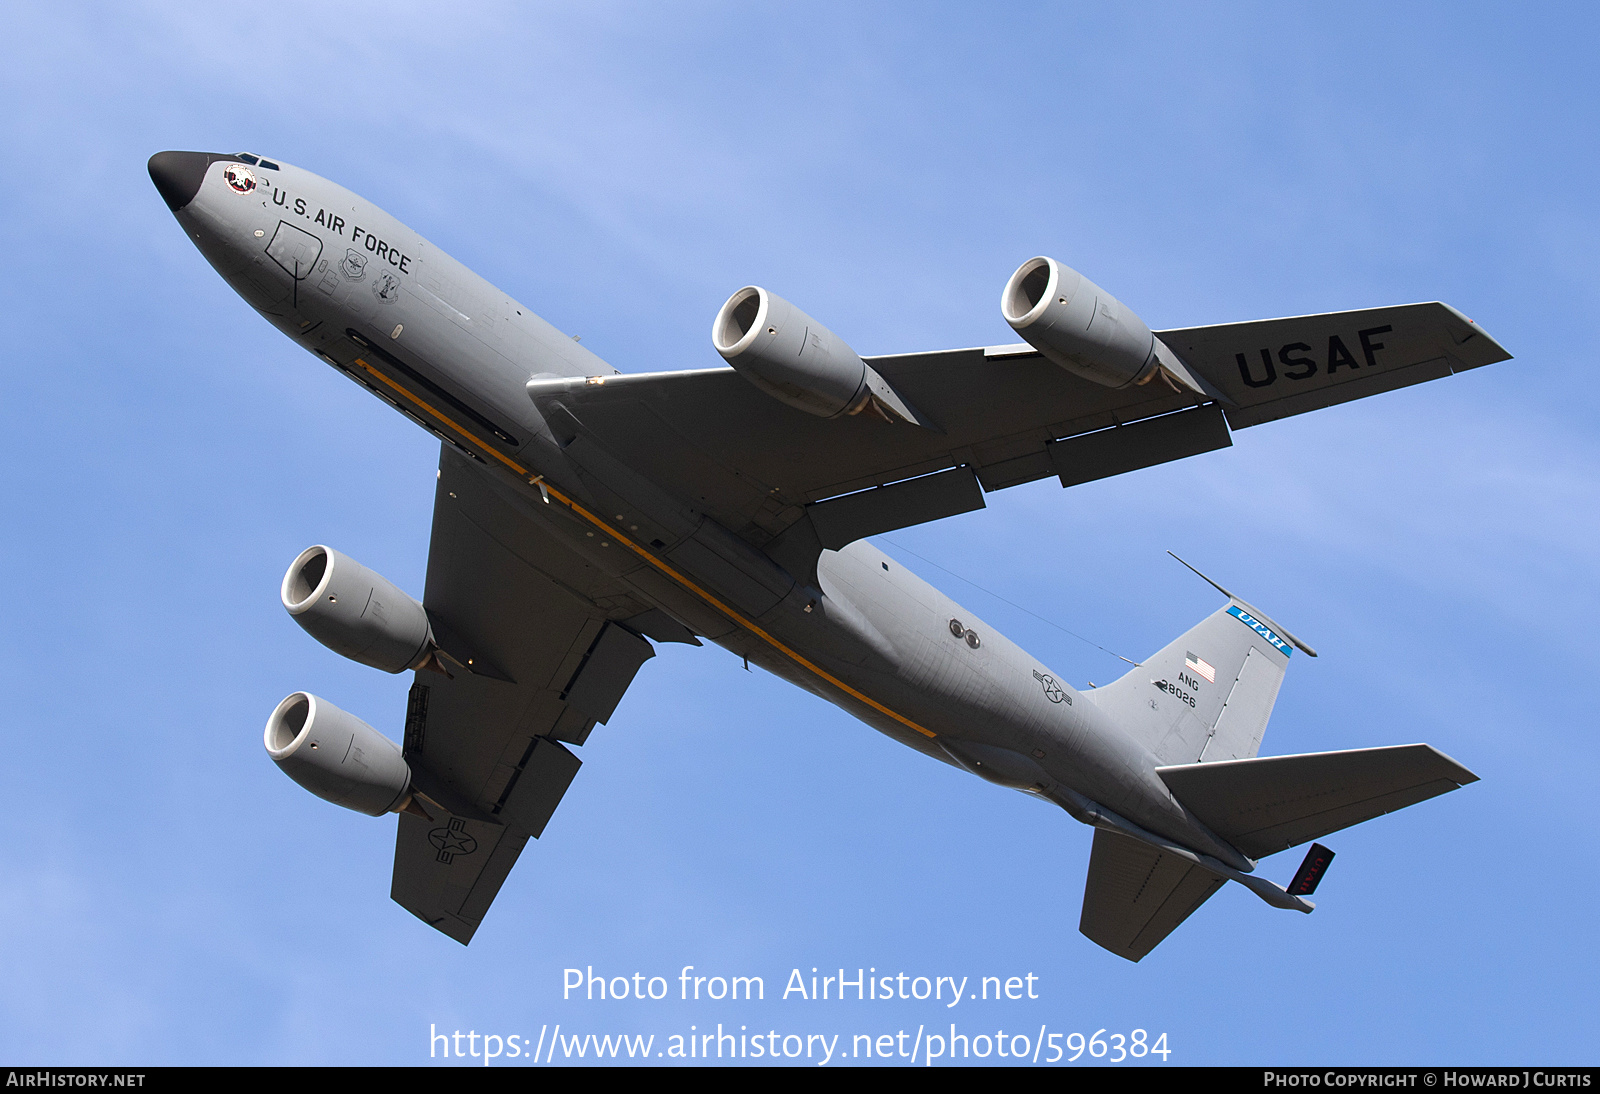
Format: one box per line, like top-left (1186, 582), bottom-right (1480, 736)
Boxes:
top-left (1, 1), bottom-right (1595, 1066)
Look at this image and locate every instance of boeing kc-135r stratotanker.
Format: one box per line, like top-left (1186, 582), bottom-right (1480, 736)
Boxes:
top-left (149, 149), bottom-right (1506, 960)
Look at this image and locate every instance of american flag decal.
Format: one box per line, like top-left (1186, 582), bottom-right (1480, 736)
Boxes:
top-left (1185, 652), bottom-right (1216, 683)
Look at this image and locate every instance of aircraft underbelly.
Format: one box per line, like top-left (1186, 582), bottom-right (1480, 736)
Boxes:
top-left (184, 158), bottom-right (1240, 866)
top-left (155, 150), bottom-right (1494, 955)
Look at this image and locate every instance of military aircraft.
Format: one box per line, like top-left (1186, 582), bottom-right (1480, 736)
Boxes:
top-left (149, 149), bottom-right (1507, 961)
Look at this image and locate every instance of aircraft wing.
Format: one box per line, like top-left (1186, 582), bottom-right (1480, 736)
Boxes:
top-left (528, 303), bottom-right (1508, 554)
top-left (1158, 301), bottom-right (1509, 428)
top-left (390, 446), bottom-right (670, 943)
top-left (1079, 828), bottom-right (1226, 962)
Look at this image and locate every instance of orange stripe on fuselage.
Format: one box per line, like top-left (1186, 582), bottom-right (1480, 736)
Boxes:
top-left (352, 357), bottom-right (939, 740)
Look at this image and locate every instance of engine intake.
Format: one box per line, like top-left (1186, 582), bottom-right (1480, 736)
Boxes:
top-left (712, 286), bottom-right (926, 425)
top-left (713, 286), bottom-right (871, 417)
top-left (264, 692), bottom-right (412, 816)
top-left (1001, 257), bottom-right (1161, 389)
top-left (281, 545), bottom-right (433, 673)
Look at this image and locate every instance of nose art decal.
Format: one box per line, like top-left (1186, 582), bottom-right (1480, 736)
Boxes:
top-left (223, 163), bottom-right (256, 194)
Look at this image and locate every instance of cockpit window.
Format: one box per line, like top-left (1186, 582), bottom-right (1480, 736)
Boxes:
top-left (235, 153), bottom-right (260, 165)
top-left (258, 159), bottom-right (280, 171)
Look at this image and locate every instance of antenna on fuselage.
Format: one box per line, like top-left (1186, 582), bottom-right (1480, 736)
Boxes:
top-left (1165, 551), bottom-right (1318, 657)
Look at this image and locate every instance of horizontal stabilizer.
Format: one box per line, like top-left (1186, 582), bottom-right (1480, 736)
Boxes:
top-left (1079, 828), bottom-right (1226, 962)
top-left (1157, 744), bottom-right (1478, 860)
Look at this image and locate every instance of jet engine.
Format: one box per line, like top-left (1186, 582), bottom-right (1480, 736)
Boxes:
top-left (1001, 256), bottom-right (1162, 389)
top-left (264, 692), bottom-right (412, 816)
top-left (712, 286), bottom-right (924, 424)
top-left (281, 545), bottom-right (433, 673)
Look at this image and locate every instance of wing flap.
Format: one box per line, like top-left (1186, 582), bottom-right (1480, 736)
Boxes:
top-left (1157, 744), bottom-right (1479, 860)
top-left (805, 466), bottom-right (986, 550)
top-left (560, 622), bottom-right (656, 731)
top-left (1080, 829), bottom-right (1226, 962)
top-left (497, 735), bottom-right (583, 838)
top-left (1046, 404), bottom-right (1231, 488)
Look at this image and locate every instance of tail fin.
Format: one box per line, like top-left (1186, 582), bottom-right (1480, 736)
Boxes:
top-left (1083, 598), bottom-right (1301, 765)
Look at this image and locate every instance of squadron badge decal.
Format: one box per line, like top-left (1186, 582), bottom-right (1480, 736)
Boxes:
top-left (223, 163), bottom-right (256, 194)
top-left (373, 271), bottom-right (401, 303)
top-left (340, 248), bottom-right (367, 281)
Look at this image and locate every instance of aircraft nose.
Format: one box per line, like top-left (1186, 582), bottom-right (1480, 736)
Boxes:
top-left (148, 150), bottom-right (219, 211)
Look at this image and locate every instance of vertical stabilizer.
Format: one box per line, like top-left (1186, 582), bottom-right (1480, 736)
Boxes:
top-left (1083, 600), bottom-right (1295, 765)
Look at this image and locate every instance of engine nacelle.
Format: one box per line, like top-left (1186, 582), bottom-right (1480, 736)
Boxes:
top-left (1001, 256), bottom-right (1161, 389)
top-left (264, 692), bottom-right (412, 816)
top-left (281, 545), bottom-right (433, 673)
top-left (713, 286), bottom-right (881, 419)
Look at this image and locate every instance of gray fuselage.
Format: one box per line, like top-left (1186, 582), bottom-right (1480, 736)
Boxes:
top-left (156, 152), bottom-right (1250, 872)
